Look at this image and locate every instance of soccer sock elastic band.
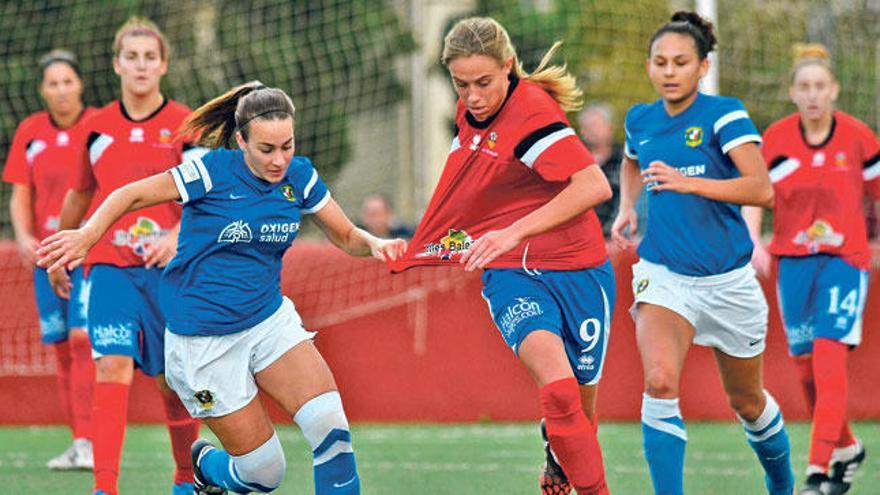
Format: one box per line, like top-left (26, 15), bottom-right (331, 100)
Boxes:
top-left (641, 393), bottom-right (686, 495)
top-left (540, 378), bottom-right (607, 495)
top-left (294, 391), bottom-right (360, 494)
top-left (738, 390), bottom-right (794, 494)
top-left (92, 382), bottom-right (129, 495)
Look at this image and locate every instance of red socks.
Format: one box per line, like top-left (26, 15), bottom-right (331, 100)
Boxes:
top-left (540, 378), bottom-right (608, 495)
top-left (161, 391), bottom-right (199, 485)
top-left (68, 331), bottom-right (95, 440)
top-left (53, 341), bottom-right (73, 435)
top-left (808, 339), bottom-right (849, 470)
top-left (93, 382), bottom-right (130, 495)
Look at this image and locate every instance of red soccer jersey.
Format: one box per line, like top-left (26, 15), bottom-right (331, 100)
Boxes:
top-left (763, 111), bottom-right (880, 268)
top-left (392, 77), bottom-right (607, 272)
top-left (3, 108), bottom-right (96, 241)
top-left (70, 99), bottom-right (194, 267)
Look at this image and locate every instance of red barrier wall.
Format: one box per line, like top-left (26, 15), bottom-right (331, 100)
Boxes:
top-left (1, 241), bottom-right (877, 424)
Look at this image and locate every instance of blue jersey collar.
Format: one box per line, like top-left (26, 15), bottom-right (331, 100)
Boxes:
top-left (230, 149), bottom-right (283, 194)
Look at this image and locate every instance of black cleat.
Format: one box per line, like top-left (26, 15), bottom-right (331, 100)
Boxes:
top-left (539, 419), bottom-right (572, 495)
top-left (828, 443), bottom-right (866, 494)
top-left (191, 439), bottom-right (227, 495)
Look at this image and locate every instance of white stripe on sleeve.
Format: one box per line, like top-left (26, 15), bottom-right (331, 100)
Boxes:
top-left (520, 128), bottom-right (576, 168)
top-left (721, 134), bottom-right (761, 154)
top-left (714, 110), bottom-right (749, 134)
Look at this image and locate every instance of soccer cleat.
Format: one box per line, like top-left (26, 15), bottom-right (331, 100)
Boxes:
top-left (191, 439), bottom-right (227, 495)
top-left (47, 438), bottom-right (93, 470)
top-left (828, 442), bottom-right (865, 493)
top-left (798, 472), bottom-right (835, 495)
top-left (539, 419), bottom-right (572, 495)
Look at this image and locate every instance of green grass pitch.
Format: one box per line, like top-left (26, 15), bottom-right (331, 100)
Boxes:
top-left (0, 422), bottom-right (876, 493)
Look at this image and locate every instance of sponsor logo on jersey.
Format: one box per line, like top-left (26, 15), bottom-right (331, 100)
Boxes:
top-left (280, 184), bottom-right (296, 202)
top-left (675, 164), bottom-right (706, 177)
top-left (91, 323), bottom-right (134, 348)
top-left (793, 219), bottom-right (844, 252)
top-left (129, 127), bottom-right (145, 143)
top-left (635, 278), bottom-right (649, 295)
top-left (218, 220), bottom-right (253, 243)
top-left (685, 126), bottom-right (703, 147)
top-left (487, 131), bottom-right (498, 149)
top-left (499, 297), bottom-right (544, 337)
top-left (56, 131), bottom-right (70, 146)
top-left (112, 216), bottom-right (165, 256)
top-left (194, 390), bottom-right (215, 409)
top-left (259, 221), bottom-right (300, 242)
top-left (417, 229), bottom-right (473, 260)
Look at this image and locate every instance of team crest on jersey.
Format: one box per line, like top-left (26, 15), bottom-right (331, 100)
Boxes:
top-left (487, 131), bottom-right (498, 149)
top-left (194, 390), bottom-right (215, 409)
top-left (218, 220), bottom-right (253, 243)
top-left (834, 152), bottom-right (847, 169)
top-left (159, 128), bottom-right (172, 144)
top-left (417, 228), bottom-right (473, 260)
top-left (111, 217), bottom-right (164, 256)
top-left (684, 127), bottom-right (703, 147)
top-left (635, 278), bottom-right (650, 295)
top-left (280, 184), bottom-right (296, 202)
top-left (793, 219), bottom-right (844, 252)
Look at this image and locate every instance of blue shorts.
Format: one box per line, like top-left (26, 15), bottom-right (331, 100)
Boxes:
top-left (777, 255), bottom-right (868, 356)
top-left (88, 265), bottom-right (165, 376)
top-left (33, 266), bottom-right (89, 344)
top-left (480, 260), bottom-right (616, 385)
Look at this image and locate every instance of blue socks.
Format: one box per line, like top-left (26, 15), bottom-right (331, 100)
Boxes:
top-left (738, 391), bottom-right (795, 495)
top-left (295, 391), bottom-right (360, 494)
top-left (641, 394), bottom-right (687, 495)
top-left (199, 432), bottom-right (286, 493)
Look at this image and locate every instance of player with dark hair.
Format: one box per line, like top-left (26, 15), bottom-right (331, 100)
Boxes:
top-left (40, 80), bottom-right (406, 494)
top-left (3, 48), bottom-right (96, 471)
top-left (744, 43), bottom-right (877, 495)
top-left (611, 11), bottom-right (795, 495)
top-left (47, 16), bottom-right (201, 495)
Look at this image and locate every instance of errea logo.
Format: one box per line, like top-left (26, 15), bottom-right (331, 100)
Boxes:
top-left (218, 220), bottom-right (253, 243)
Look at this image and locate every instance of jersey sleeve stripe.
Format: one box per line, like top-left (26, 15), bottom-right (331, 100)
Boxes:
top-left (25, 140), bottom-right (48, 164)
top-left (303, 169), bottom-right (318, 200)
top-left (302, 191), bottom-right (331, 214)
top-left (713, 110), bottom-right (749, 134)
top-left (450, 135), bottom-right (460, 153)
top-left (769, 157), bottom-right (800, 183)
top-left (514, 121), bottom-right (568, 159)
top-left (168, 168), bottom-right (190, 203)
top-left (192, 156), bottom-right (213, 193)
top-left (182, 145), bottom-right (209, 163)
top-left (518, 127), bottom-right (576, 169)
top-left (862, 152), bottom-right (880, 180)
top-left (721, 134), bottom-right (761, 154)
top-left (88, 134), bottom-right (114, 165)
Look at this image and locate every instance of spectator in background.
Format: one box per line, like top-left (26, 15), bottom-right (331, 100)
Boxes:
top-left (578, 103), bottom-right (621, 235)
top-left (2, 49), bottom-right (96, 471)
top-left (358, 193), bottom-right (414, 238)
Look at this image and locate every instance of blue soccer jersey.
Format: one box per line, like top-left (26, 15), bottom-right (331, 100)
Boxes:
top-left (163, 148), bottom-right (330, 335)
top-left (624, 93), bottom-right (761, 276)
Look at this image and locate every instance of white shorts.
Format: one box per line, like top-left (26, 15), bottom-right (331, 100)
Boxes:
top-left (164, 297), bottom-right (314, 418)
top-left (630, 259), bottom-right (768, 358)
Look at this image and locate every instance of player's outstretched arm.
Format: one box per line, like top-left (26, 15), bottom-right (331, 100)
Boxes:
top-left (312, 198), bottom-right (407, 261)
top-left (645, 142), bottom-right (774, 207)
top-left (37, 171), bottom-right (181, 274)
top-left (461, 164), bottom-right (611, 271)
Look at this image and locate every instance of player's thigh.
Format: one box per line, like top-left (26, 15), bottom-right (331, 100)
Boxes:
top-left (713, 349), bottom-right (764, 418)
top-left (255, 340), bottom-right (337, 415)
top-left (518, 330), bottom-right (574, 387)
top-left (635, 303), bottom-right (694, 395)
top-left (204, 395), bottom-right (276, 456)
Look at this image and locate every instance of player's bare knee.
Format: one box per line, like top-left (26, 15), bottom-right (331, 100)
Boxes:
top-left (644, 367), bottom-right (678, 398)
top-left (727, 391), bottom-right (764, 422)
top-left (95, 355), bottom-right (133, 382)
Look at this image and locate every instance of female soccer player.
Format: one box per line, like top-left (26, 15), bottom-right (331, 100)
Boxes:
top-left (392, 17), bottom-right (615, 495)
top-left (2, 49), bottom-right (95, 471)
top-left (744, 43), bottom-right (876, 495)
top-left (47, 17), bottom-right (201, 495)
top-left (610, 12), bottom-right (795, 495)
top-left (39, 81), bottom-right (406, 495)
